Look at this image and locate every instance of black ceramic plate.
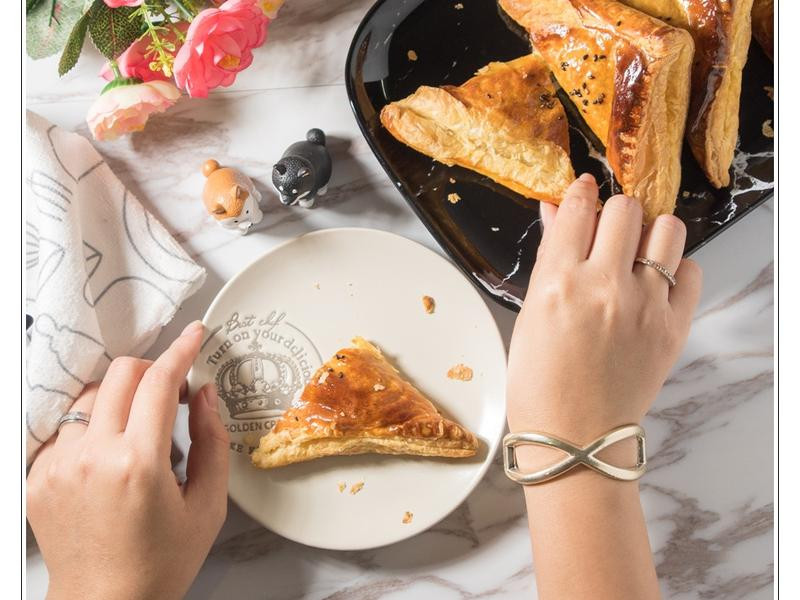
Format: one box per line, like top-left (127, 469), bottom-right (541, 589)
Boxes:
top-left (345, 0), bottom-right (774, 311)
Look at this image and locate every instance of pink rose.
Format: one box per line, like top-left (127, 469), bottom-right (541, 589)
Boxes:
top-left (173, 0), bottom-right (269, 98)
top-left (86, 80), bottom-right (181, 141)
top-left (103, 0), bottom-right (143, 6)
top-left (100, 23), bottom-right (189, 82)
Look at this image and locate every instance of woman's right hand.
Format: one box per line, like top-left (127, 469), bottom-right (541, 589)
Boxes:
top-left (507, 173), bottom-right (703, 443)
top-left (506, 174), bottom-right (703, 600)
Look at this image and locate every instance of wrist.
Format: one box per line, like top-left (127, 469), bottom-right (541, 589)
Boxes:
top-left (521, 460), bottom-right (641, 509)
top-left (506, 395), bottom-right (648, 444)
top-left (48, 579), bottom-right (144, 600)
top-left (518, 446), bottom-right (657, 600)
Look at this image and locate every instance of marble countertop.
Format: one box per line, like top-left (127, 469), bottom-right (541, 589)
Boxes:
top-left (25, 1), bottom-right (774, 598)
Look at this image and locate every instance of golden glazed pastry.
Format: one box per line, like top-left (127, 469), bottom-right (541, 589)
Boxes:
top-left (380, 54), bottom-right (575, 204)
top-left (499, 0), bottom-right (694, 222)
top-left (751, 0), bottom-right (773, 60)
top-left (251, 337), bottom-right (478, 469)
top-left (619, 0), bottom-right (755, 188)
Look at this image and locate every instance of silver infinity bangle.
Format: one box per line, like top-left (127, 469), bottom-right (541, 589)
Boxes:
top-left (503, 424), bottom-right (646, 484)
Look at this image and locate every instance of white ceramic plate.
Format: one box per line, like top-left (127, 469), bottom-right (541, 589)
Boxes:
top-left (188, 228), bottom-right (506, 550)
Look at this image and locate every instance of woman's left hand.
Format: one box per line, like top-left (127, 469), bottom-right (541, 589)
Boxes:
top-left (27, 321), bottom-right (230, 600)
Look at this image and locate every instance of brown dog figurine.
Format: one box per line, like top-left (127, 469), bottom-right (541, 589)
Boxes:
top-left (202, 159), bottom-right (263, 235)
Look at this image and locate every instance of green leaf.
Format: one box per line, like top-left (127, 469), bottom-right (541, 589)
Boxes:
top-left (101, 76), bottom-right (142, 94)
top-left (87, 3), bottom-right (144, 61)
top-left (26, 0), bottom-right (44, 13)
top-left (26, 0), bottom-right (86, 59)
top-left (57, 10), bottom-right (90, 76)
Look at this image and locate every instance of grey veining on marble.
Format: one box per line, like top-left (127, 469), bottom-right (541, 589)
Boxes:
top-left (25, 1), bottom-right (773, 598)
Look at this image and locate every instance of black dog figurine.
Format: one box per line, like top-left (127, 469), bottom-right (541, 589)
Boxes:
top-left (271, 128), bottom-right (332, 208)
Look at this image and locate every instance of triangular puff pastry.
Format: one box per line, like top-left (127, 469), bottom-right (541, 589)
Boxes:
top-left (620, 0), bottom-right (755, 188)
top-left (251, 337), bottom-right (478, 469)
top-left (500, 0), bottom-right (694, 222)
top-left (380, 54), bottom-right (575, 204)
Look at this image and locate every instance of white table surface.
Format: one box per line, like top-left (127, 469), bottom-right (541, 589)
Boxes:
top-left (26, 1), bottom-right (774, 598)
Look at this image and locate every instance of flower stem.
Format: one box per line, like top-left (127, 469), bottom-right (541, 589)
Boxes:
top-left (110, 60), bottom-right (122, 80)
top-left (172, 0), bottom-right (197, 20)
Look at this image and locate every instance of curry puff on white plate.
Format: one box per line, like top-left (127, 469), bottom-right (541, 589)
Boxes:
top-left (251, 337), bottom-right (479, 469)
top-left (188, 228), bottom-right (506, 550)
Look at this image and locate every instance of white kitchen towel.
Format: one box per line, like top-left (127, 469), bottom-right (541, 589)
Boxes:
top-left (25, 110), bottom-right (206, 463)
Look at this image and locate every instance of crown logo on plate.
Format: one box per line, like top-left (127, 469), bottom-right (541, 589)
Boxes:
top-left (216, 351), bottom-right (303, 419)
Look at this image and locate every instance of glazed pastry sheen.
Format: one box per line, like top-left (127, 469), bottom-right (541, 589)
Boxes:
top-left (751, 0), bottom-right (773, 60)
top-left (251, 337), bottom-right (478, 469)
top-left (620, 0), bottom-right (755, 188)
top-left (380, 54), bottom-right (575, 204)
top-left (500, 0), bottom-right (694, 222)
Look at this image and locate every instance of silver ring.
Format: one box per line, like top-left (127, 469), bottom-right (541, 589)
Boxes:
top-left (635, 257), bottom-right (677, 287)
top-left (57, 411), bottom-right (91, 431)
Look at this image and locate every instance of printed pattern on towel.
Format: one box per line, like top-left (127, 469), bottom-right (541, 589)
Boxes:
top-left (24, 111), bottom-right (206, 463)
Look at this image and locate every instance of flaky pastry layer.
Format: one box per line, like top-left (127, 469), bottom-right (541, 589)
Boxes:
top-left (252, 430), bottom-right (475, 469)
top-left (380, 55), bottom-right (575, 204)
top-left (500, 0), bottom-right (694, 222)
top-left (621, 0), bottom-right (755, 188)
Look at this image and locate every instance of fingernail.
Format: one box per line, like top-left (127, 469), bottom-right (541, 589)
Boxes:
top-left (181, 320), bottom-right (203, 337)
top-left (578, 173), bottom-right (596, 183)
top-left (202, 384), bottom-right (219, 413)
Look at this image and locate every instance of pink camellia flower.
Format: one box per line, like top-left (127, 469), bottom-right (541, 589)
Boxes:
top-left (100, 23), bottom-right (189, 82)
top-left (173, 0), bottom-right (269, 98)
top-left (86, 80), bottom-right (181, 141)
top-left (104, 0), bottom-right (143, 6)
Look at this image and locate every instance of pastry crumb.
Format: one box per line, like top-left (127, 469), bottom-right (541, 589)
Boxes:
top-left (447, 192), bottom-right (461, 204)
top-left (350, 482), bottom-right (365, 495)
top-left (764, 85), bottom-right (773, 100)
top-left (449, 177), bottom-right (456, 183)
top-left (318, 371), bottom-right (330, 385)
top-left (447, 364), bottom-right (473, 381)
top-left (402, 511), bottom-right (414, 524)
top-left (454, 2), bottom-right (463, 8)
top-left (490, 227), bottom-right (499, 232)
top-left (681, 191), bottom-right (690, 198)
top-left (373, 383), bottom-right (386, 391)
top-left (314, 283), bottom-right (320, 289)
top-left (407, 50), bottom-right (418, 61)
top-left (762, 119), bottom-right (774, 138)
top-left (338, 482), bottom-right (347, 493)
top-left (422, 295), bottom-right (436, 314)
